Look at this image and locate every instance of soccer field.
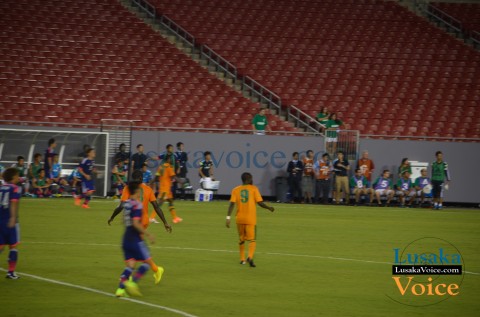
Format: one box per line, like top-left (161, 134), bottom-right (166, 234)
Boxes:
top-left (1, 198), bottom-right (479, 317)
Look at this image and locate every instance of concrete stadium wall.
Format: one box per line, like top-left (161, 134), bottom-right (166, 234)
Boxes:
top-left (132, 131), bottom-right (480, 204)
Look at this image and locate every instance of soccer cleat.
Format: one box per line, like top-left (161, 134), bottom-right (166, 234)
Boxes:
top-left (172, 217), bottom-right (183, 224)
top-left (153, 266), bottom-right (164, 284)
top-left (149, 218), bottom-right (160, 224)
top-left (74, 197), bottom-right (82, 206)
top-left (125, 281), bottom-right (142, 297)
top-left (115, 288), bottom-right (129, 298)
top-left (240, 260), bottom-right (246, 265)
top-left (82, 204), bottom-right (90, 209)
top-left (246, 257), bottom-right (256, 268)
top-left (5, 272), bottom-right (20, 279)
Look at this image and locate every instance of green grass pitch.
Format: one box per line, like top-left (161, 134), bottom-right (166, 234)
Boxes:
top-left (1, 198), bottom-right (479, 317)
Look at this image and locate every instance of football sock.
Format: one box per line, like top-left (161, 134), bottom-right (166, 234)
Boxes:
top-left (119, 267), bottom-right (133, 289)
top-left (133, 263), bottom-right (149, 282)
top-left (84, 195), bottom-right (91, 205)
top-left (239, 241), bottom-right (246, 261)
top-left (8, 249), bottom-right (18, 273)
top-left (169, 206), bottom-right (177, 219)
top-left (145, 258), bottom-right (158, 273)
top-left (434, 202), bottom-right (438, 207)
top-left (248, 241), bottom-right (256, 259)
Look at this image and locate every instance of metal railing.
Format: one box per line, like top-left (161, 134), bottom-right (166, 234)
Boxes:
top-left (159, 15), bottom-right (195, 47)
top-left (201, 45), bottom-right (237, 80)
top-left (132, 0), bottom-right (156, 17)
top-left (425, 4), bottom-right (463, 34)
top-left (324, 129), bottom-right (360, 161)
top-left (242, 76), bottom-right (282, 112)
top-left (287, 105), bottom-right (324, 134)
top-left (472, 31), bottom-right (480, 48)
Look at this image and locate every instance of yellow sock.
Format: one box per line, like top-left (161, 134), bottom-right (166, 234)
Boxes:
top-left (169, 206), bottom-right (177, 219)
top-left (239, 242), bottom-right (245, 261)
top-left (146, 258), bottom-right (158, 272)
top-left (248, 241), bottom-right (256, 259)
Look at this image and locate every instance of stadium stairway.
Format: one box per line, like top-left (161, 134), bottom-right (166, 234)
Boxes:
top-left (148, 0), bottom-right (480, 140)
top-left (0, 0), bottom-right (300, 134)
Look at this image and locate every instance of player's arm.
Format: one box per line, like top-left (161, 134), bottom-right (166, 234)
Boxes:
top-left (150, 200), bottom-right (172, 233)
top-left (8, 200), bottom-right (18, 228)
top-left (107, 201), bottom-right (125, 225)
top-left (258, 201), bottom-right (274, 212)
top-left (78, 167), bottom-right (91, 180)
top-left (226, 202), bottom-right (235, 228)
top-left (198, 165), bottom-right (206, 178)
top-left (132, 217), bottom-right (154, 243)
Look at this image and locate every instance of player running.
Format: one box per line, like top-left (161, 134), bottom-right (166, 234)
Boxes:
top-left (76, 148), bottom-right (96, 208)
top-left (0, 168), bottom-right (22, 279)
top-left (153, 161), bottom-right (183, 224)
top-left (114, 182), bottom-right (159, 297)
top-left (108, 170), bottom-right (172, 285)
top-left (226, 172), bottom-right (274, 267)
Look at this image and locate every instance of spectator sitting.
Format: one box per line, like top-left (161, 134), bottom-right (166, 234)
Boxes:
top-left (28, 153), bottom-right (43, 187)
top-left (414, 168), bottom-right (432, 206)
top-left (251, 108), bottom-right (271, 135)
top-left (199, 151), bottom-right (215, 189)
top-left (50, 154), bottom-right (69, 194)
top-left (11, 156), bottom-right (28, 193)
top-left (372, 170), bottom-right (394, 207)
top-left (350, 168), bottom-right (374, 206)
top-left (395, 171), bottom-right (416, 208)
top-left (32, 168), bottom-right (52, 197)
top-left (325, 113), bottom-right (343, 154)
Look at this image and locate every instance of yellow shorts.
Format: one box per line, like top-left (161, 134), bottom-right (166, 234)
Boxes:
top-left (237, 224), bottom-right (256, 242)
top-left (159, 189), bottom-right (173, 200)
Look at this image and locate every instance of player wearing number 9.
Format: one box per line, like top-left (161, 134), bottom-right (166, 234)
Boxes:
top-left (226, 172), bottom-right (274, 268)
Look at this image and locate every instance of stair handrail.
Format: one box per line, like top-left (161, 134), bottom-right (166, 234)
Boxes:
top-left (287, 105), bottom-right (324, 134)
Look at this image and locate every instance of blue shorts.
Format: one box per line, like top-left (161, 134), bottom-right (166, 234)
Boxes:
top-left (0, 223), bottom-right (20, 247)
top-left (81, 180), bottom-right (95, 194)
top-left (122, 239), bottom-right (151, 262)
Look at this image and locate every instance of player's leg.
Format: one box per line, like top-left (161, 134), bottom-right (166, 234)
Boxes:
top-left (375, 190), bottom-right (382, 206)
top-left (335, 176), bottom-right (341, 204)
top-left (5, 224), bottom-right (20, 279)
top-left (386, 190), bottom-right (394, 205)
top-left (397, 191), bottom-right (405, 206)
top-left (245, 225), bottom-right (256, 267)
top-left (168, 196), bottom-right (182, 223)
top-left (354, 188), bottom-right (360, 204)
top-left (343, 177), bottom-right (350, 204)
top-left (237, 224), bottom-right (246, 264)
top-left (116, 258), bottom-right (135, 297)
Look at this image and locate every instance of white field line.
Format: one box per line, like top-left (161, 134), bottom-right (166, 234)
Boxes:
top-left (0, 267), bottom-right (199, 317)
top-left (23, 241), bottom-right (480, 275)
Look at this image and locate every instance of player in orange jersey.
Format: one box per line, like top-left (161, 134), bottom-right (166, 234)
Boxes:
top-left (108, 170), bottom-right (171, 284)
top-left (226, 172), bottom-right (274, 267)
top-left (152, 161), bottom-right (183, 224)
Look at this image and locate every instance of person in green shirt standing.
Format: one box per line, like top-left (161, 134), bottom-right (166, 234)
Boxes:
top-left (251, 108), bottom-right (271, 135)
top-left (325, 113), bottom-right (343, 154)
top-left (431, 151), bottom-right (451, 210)
top-left (316, 107), bottom-right (330, 132)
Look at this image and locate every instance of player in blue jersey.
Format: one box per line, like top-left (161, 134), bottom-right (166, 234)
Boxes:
top-left (115, 182), bottom-right (157, 297)
top-left (0, 168), bottom-right (22, 279)
top-left (76, 148), bottom-right (96, 208)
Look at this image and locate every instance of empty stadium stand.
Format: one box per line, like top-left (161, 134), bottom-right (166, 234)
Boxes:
top-left (0, 0), bottom-right (298, 132)
top-left (149, 0), bottom-right (480, 139)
